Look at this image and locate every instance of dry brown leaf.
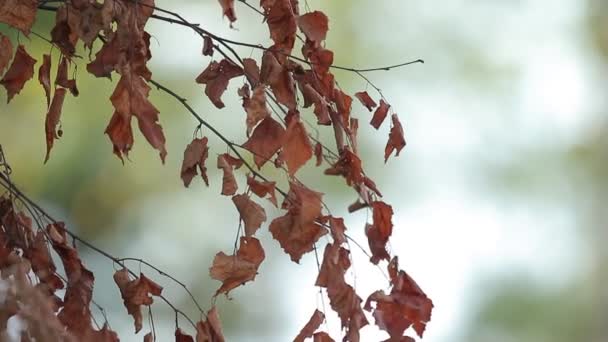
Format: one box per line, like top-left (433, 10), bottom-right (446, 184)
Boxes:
top-left (0, 45), bottom-right (36, 103)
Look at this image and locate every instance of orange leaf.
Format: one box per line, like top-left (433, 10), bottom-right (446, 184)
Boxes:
top-left (370, 99), bottom-right (390, 129)
top-left (232, 194), bottom-right (266, 237)
top-left (365, 201), bottom-right (394, 264)
top-left (242, 116), bottom-right (285, 168)
top-left (354, 91), bottom-right (377, 111)
top-left (44, 88), bottom-right (67, 163)
top-left (113, 269), bottom-right (163, 333)
top-left (282, 113), bottom-right (313, 176)
top-left (260, 51), bottom-right (296, 110)
top-left (246, 175), bottom-right (278, 207)
top-left (209, 237), bottom-right (265, 296)
top-left (181, 137), bottom-right (210, 187)
top-left (0, 0), bottom-right (37, 35)
top-left (297, 11), bottom-right (329, 43)
top-left (0, 45), bottom-right (36, 103)
top-left (384, 114), bottom-right (406, 162)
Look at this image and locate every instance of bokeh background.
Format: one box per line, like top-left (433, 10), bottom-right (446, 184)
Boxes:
top-left (0, 0), bottom-right (606, 341)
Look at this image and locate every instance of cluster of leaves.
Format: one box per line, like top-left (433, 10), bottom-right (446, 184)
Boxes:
top-left (0, 0), bottom-right (432, 341)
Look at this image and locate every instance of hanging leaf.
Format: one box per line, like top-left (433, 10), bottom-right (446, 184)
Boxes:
top-left (113, 269), bottom-right (163, 333)
top-left (209, 237), bottom-right (265, 296)
top-left (38, 54), bottom-right (52, 107)
top-left (217, 0), bottom-right (236, 22)
top-left (384, 114), bottom-right (406, 162)
top-left (181, 137), bottom-right (210, 187)
top-left (370, 99), bottom-right (390, 129)
top-left (354, 91), bottom-right (377, 111)
top-left (247, 175), bottom-right (278, 207)
top-left (0, 33), bottom-right (13, 76)
top-left (0, 45), bottom-right (36, 103)
top-left (196, 306), bottom-right (226, 342)
top-left (297, 11), bottom-right (329, 43)
top-left (242, 116), bottom-right (285, 168)
top-left (282, 112), bottom-right (313, 176)
top-left (0, 0), bottom-right (37, 35)
top-left (44, 88), bottom-right (67, 163)
top-left (217, 153), bottom-right (242, 196)
top-left (196, 59), bottom-right (244, 109)
top-left (232, 194), bottom-right (267, 237)
top-left (294, 310), bottom-right (325, 342)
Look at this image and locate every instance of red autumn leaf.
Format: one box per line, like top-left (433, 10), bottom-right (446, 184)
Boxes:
top-left (175, 328), bottom-right (194, 342)
top-left (242, 58), bottom-right (260, 86)
top-left (0, 45), bottom-right (36, 103)
top-left (299, 83), bottom-right (331, 125)
top-left (242, 116), bottom-right (285, 168)
top-left (242, 84), bottom-right (270, 136)
top-left (181, 137), bottom-right (210, 187)
top-left (0, 0), bottom-right (37, 35)
top-left (46, 223), bottom-right (97, 337)
top-left (209, 236), bottom-right (265, 296)
top-left (202, 35), bottom-right (214, 56)
top-left (365, 201), bottom-right (394, 264)
top-left (87, 35), bottom-right (120, 78)
top-left (261, 0), bottom-right (297, 52)
top-left (314, 142), bottom-right (323, 166)
top-left (324, 148), bottom-right (364, 188)
top-left (195, 59), bottom-right (244, 109)
top-left (315, 243), bottom-right (369, 340)
top-left (113, 269), bottom-right (163, 333)
top-left (260, 51), bottom-right (296, 110)
top-left (246, 175), bottom-right (278, 207)
top-left (370, 99), bottom-right (390, 129)
top-left (51, 20), bottom-right (76, 57)
top-left (55, 56), bottom-right (79, 96)
top-left (297, 11), bottom-right (329, 43)
top-left (365, 257), bottom-right (433, 340)
top-left (385, 114), bottom-right (406, 162)
top-left (196, 306), bottom-right (226, 342)
top-left (282, 112), bottom-right (313, 176)
top-left (24, 231), bottom-right (64, 292)
top-left (44, 88), bottom-right (67, 163)
top-left (0, 33), bottom-right (12, 76)
top-left (38, 54), bottom-right (51, 107)
top-left (269, 182), bottom-right (327, 262)
top-left (108, 72), bottom-right (167, 162)
top-left (313, 332), bottom-right (336, 342)
top-left (217, 0), bottom-right (236, 22)
top-left (294, 309), bottom-right (325, 342)
top-left (232, 194), bottom-right (267, 237)
top-left (217, 153), bottom-right (242, 196)
top-left (144, 332), bottom-right (153, 342)
top-left (354, 91), bottom-right (377, 111)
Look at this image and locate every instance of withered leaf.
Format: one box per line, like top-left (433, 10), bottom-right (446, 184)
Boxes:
top-left (181, 137), bottom-right (210, 187)
top-left (217, 153), bottom-right (242, 196)
top-left (218, 0), bottom-right (236, 22)
top-left (0, 0), bottom-right (37, 35)
top-left (0, 45), bottom-right (36, 103)
top-left (108, 72), bottom-right (167, 162)
top-left (24, 231), bottom-right (64, 291)
top-left (196, 306), bottom-right (225, 342)
top-left (370, 99), bottom-right (390, 129)
top-left (176, 328), bottom-right (195, 342)
top-left (56, 56), bottom-right (79, 96)
top-left (282, 113), bottom-right (313, 176)
top-left (242, 84), bottom-right (270, 136)
top-left (261, 0), bottom-right (297, 52)
top-left (232, 194), bottom-right (266, 237)
top-left (242, 116), bottom-right (285, 168)
top-left (44, 88), bottom-right (67, 163)
top-left (294, 309), bottom-right (325, 342)
top-left (202, 35), bottom-right (214, 56)
top-left (87, 35), bottom-right (120, 78)
top-left (113, 269), bottom-right (163, 333)
top-left (246, 175), bottom-right (278, 207)
top-left (354, 91), bottom-right (377, 111)
top-left (365, 201), bottom-right (394, 264)
top-left (384, 114), bottom-right (406, 162)
top-left (242, 58), bottom-right (260, 86)
top-left (196, 59), bottom-right (244, 109)
top-left (365, 257), bottom-right (433, 339)
top-left (209, 237), bottom-right (265, 296)
top-left (313, 332), bottom-right (335, 342)
top-left (324, 148), bottom-right (363, 188)
top-left (269, 182), bottom-right (326, 262)
top-left (297, 11), bottom-right (329, 43)
top-left (0, 33), bottom-right (12, 76)
top-left (51, 20), bottom-right (76, 57)
top-left (47, 223), bottom-right (97, 337)
top-left (38, 54), bottom-right (52, 107)
top-left (314, 142), bottom-right (323, 166)
top-left (260, 51), bottom-right (296, 110)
